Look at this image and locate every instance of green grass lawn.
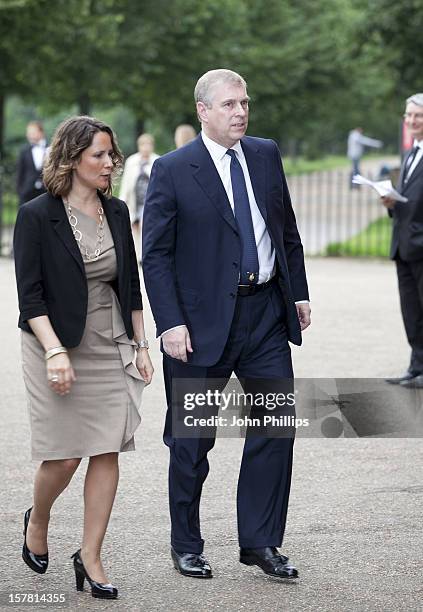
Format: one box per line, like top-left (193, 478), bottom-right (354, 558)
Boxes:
top-left (1, 193), bottom-right (18, 225)
top-left (324, 216), bottom-right (391, 257)
top-left (283, 155), bottom-right (349, 175)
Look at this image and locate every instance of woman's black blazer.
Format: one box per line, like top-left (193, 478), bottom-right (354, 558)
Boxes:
top-left (13, 191), bottom-right (143, 348)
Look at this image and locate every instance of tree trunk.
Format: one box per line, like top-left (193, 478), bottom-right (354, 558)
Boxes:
top-left (78, 92), bottom-right (91, 116)
top-left (135, 117), bottom-right (144, 138)
top-left (0, 93), bottom-right (4, 255)
top-left (0, 93), bottom-right (4, 160)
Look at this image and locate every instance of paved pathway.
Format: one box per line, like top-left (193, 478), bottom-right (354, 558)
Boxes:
top-left (0, 257), bottom-right (421, 612)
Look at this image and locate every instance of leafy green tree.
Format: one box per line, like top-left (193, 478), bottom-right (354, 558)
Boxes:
top-left (0, 0), bottom-right (401, 159)
top-left (112, 0), bottom-right (246, 133)
top-left (364, 0), bottom-right (423, 95)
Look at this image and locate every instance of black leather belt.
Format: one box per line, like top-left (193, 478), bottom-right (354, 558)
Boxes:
top-left (237, 276), bottom-right (276, 297)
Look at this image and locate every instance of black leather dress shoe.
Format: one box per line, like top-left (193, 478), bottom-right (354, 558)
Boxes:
top-left (385, 371), bottom-right (420, 384)
top-left (400, 374), bottom-right (423, 389)
top-left (240, 547), bottom-right (298, 579)
top-left (171, 548), bottom-right (212, 578)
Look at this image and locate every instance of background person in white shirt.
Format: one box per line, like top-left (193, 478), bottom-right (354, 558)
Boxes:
top-left (119, 133), bottom-right (159, 260)
top-left (16, 121), bottom-right (47, 206)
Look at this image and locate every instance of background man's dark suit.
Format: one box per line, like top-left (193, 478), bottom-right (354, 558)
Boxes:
top-left (16, 143), bottom-right (46, 206)
top-left (389, 146), bottom-right (423, 376)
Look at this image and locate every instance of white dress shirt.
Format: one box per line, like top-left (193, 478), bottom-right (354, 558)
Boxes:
top-left (31, 139), bottom-right (47, 170)
top-left (201, 131), bottom-right (275, 284)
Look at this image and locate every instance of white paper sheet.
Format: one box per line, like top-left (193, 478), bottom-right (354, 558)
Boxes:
top-left (352, 174), bottom-right (408, 203)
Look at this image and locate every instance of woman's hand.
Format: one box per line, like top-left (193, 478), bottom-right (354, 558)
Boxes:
top-left (46, 353), bottom-right (76, 396)
top-left (135, 349), bottom-right (154, 385)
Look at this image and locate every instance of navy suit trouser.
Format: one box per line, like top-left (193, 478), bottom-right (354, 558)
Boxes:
top-left (163, 281), bottom-right (295, 554)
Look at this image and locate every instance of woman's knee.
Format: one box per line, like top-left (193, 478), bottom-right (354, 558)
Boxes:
top-left (88, 452), bottom-right (118, 466)
top-left (50, 457), bottom-right (81, 475)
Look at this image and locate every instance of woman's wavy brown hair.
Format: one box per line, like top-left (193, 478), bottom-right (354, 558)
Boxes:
top-left (43, 116), bottom-right (123, 197)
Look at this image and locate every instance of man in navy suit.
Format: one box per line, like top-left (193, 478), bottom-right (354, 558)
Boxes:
top-left (143, 69), bottom-right (310, 579)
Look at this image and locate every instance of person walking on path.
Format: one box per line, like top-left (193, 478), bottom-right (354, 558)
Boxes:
top-left (382, 94), bottom-right (423, 389)
top-left (13, 116), bottom-right (153, 599)
top-left (119, 133), bottom-right (159, 260)
top-left (347, 127), bottom-right (383, 186)
top-left (143, 69), bottom-right (310, 580)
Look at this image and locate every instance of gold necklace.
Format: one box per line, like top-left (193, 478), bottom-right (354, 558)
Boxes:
top-left (65, 198), bottom-right (105, 261)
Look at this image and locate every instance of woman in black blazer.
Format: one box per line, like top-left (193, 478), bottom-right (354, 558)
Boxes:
top-left (14, 116), bottom-right (153, 599)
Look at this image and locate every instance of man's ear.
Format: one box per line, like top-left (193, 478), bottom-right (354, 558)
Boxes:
top-left (196, 101), bottom-right (208, 124)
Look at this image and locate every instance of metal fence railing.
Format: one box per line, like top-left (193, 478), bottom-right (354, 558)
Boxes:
top-left (287, 167), bottom-right (396, 257)
top-left (0, 162), bottom-right (17, 256)
top-left (1, 164), bottom-right (396, 258)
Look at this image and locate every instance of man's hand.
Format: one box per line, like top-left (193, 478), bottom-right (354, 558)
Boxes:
top-left (162, 325), bottom-right (193, 362)
top-left (381, 196), bottom-right (395, 209)
top-left (296, 303), bottom-right (311, 331)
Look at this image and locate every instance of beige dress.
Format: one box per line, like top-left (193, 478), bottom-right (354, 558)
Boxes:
top-left (21, 209), bottom-right (144, 461)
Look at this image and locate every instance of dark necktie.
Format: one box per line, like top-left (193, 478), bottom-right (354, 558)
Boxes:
top-left (403, 146), bottom-right (420, 185)
top-left (226, 149), bottom-right (259, 284)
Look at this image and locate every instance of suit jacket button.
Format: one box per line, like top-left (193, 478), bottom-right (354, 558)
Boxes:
top-left (232, 262), bottom-right (238, 268)
top-left (230, 292), bottom-right (236, 298)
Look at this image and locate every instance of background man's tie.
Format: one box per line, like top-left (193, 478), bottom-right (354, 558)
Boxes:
top-left (226, 149), bottom-right (259, 284)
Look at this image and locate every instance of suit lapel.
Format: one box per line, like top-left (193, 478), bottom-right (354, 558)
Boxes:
top-left (101, 194), bottom-right (124, 272)
top-left (240, 138), bottom-right (267, 221)
top-left (190, 136), bottom-right (238, 233)
top-left (48, 194), bottom-right (84, 274)
top-left (403, 153), bottom-right (423, 191)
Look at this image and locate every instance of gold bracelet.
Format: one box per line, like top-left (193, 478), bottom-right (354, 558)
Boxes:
top-left (45, 346), bottom-right (68, 361)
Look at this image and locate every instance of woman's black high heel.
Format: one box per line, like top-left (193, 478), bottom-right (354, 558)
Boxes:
top-left (71, 549), bottom-right (118, 599)
top-left (22, 508), bottom-right (48, 574)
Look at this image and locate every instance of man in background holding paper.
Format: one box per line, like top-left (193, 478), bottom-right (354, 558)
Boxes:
top-left (382, 93), bottom-right (423, 388)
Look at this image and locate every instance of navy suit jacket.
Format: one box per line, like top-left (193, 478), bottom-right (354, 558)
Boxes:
top-left (142, 134), bottom-right (309, 367)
